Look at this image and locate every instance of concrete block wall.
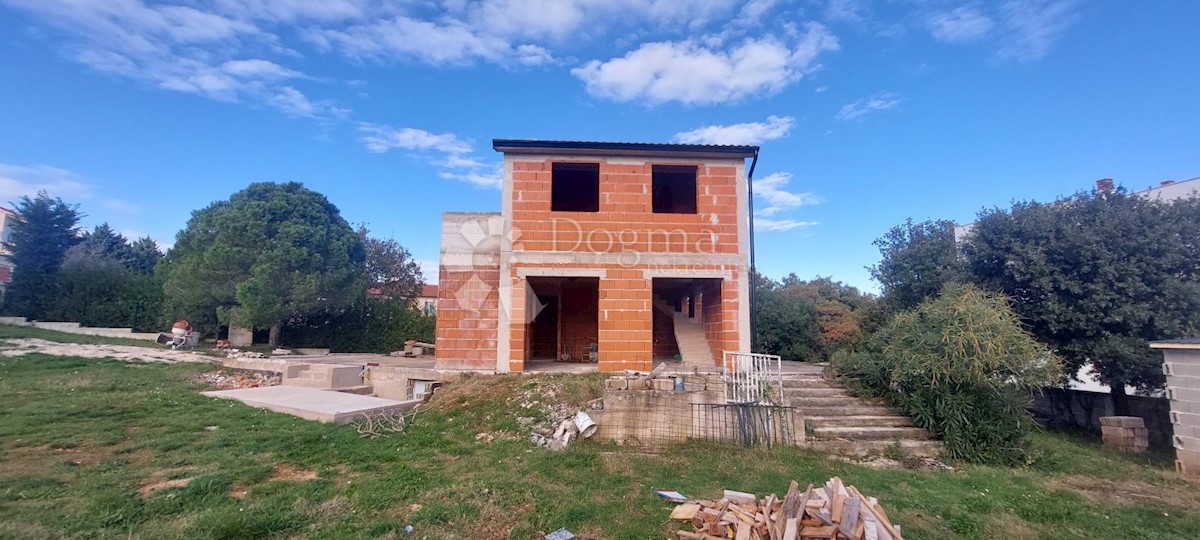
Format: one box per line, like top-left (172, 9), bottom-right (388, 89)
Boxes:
top-left (1159, 345), bottom-right (1200, 477)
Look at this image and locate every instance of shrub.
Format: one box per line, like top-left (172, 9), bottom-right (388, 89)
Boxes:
top-left (49, 258), bottom-right (163, 332)
top-left (831, 283), bottom-right (1063, 464)
top-left (282, 298), bottom-right (435, 353)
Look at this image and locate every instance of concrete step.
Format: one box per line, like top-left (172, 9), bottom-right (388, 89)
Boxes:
top-left (328, 385), bottom-right (374, 395)
top-left (796, 406), bottom-right (896, 417)
top-left (811, 426), bottom-right (933, 441)
top-left (788, 396), bottom-right (865, 407)
top-left (805, 416), bottom-right (914, 428)
top-left (782, 378), bottom-right (834, 388)
top-left (282, 377), bottom-right (329, 389)
top-left (784, 387), bottom-right (850, 397)
top-left (808, 439), bottom-right (943, 458)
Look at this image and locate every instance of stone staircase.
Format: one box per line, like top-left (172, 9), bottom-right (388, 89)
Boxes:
top-left (283, 363), bottom-right (374, 394)
top-left (672, 312), bottom-right (715, 366)
top-left (781, 369), bottom-right (942, 457)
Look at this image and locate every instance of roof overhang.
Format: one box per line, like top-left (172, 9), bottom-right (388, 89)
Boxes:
top-left (1150, 339), bottom-right (1200, 350)
top-left (493, 139), bottom-right (759, 160)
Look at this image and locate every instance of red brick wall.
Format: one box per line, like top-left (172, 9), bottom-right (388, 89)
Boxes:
top-left (509, 160), bottom-right (740, 256)
top-left (434, 264), bottom-right (500, 371)
top-left (701, 276), bottom-right (741, 367)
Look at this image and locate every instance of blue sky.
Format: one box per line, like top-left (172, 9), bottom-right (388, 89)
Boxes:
top-left (1, 0), bottom-right (1197, 292)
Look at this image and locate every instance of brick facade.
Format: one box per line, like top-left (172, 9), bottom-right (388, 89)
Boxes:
top-left (436, 141), bottom-right (754, 372)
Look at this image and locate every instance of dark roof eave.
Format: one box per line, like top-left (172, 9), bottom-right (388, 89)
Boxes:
top-left (492, 139), bottom-right (759, 159)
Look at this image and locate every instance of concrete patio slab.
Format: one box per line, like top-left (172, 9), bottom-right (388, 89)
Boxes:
top-left (202, 386), bottom-right (420, 424)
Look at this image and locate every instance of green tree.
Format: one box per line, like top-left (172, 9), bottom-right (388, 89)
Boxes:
top-left (65, 223), bottom-right (134, 267)
top-left (753, 274), bottom-right (820, 360)
top-left (776, 274), bottom-right (878, 360)
top-left (158, 182), bottom-right (366, 345)
top-left (128, 236), bottom-right (163, 274)
top-left (3, 192), bottom-right (81, 318)
top-left (359, 226), bottom-right (424, 299)
top-left (869, 218), bottom-right (964, 312)
top-left (962, 188), bottom-right (1200, 414)
top-left (832, 284), bottom-right (1063, 464)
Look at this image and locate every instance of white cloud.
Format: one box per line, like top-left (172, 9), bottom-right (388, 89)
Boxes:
top-left (269, 86), bottom-right (348, 119)
top-left (755, 217), bottom-right (818, 232)
top-left (835, 92), bottom-right (902, 121)
top-left (754, 172), bottom-right (821, 214)
top-left (2, 0), bottom-right (344, 119)
top-left (438, 168), bottom-right (504, 189)
top-left (998, 0), bottom-right (1079, 61)
top-left (824, 0), bottom-right (868, 22)
top-left (572, 23), bottom-right (838, 105)
top-left (305, 16), bottom-right (528, 66)
top-left (358, 124), bottom-right (473, 155)
top-left (221, 59), bottom-right (302, 79)
top-left (357, 124), bottom-right (501, 189)
top-left (927, 6), bottom-right (995, 43)
top-left (0, 164), bottom-right (92, 201)
top-left (0, 163), bottom-right (143, 220)
top-left (736, 0), bottom-right (781, 25)
top-left (674, 115), bottom-right (795, 145)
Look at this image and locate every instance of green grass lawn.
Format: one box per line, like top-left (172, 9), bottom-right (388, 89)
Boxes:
top-left (1, 335), bottom-right (1198, 539)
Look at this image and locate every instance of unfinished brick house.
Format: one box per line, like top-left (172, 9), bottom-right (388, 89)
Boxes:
top-left (435, 140), bottom-right (757, 373)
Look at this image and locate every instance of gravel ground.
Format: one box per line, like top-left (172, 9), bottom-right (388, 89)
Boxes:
top-left (0, 338), bottom-right (218, 364)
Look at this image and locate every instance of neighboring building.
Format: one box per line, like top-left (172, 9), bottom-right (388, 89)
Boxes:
top-left (435, 140), bottom-right (757, 373)
top-left (367, 284), bottom-right (439, 315)
top-left (0, 208), bottom-right (17, 299)
top-left (415, 284), bottom-right (437, 315)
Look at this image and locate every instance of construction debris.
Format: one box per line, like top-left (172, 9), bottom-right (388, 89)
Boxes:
top-left (665, 477), bottom-right (904, 540)
top-left (226, 350), bottom-right (266, 359)
top-left (607, 363), bottom-right (691, 392)
top-left (198, 369), bottom-right (278, 389)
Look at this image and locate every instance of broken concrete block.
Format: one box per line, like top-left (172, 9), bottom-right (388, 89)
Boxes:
top-left (652, 378), bottom-right (675, 391)
top-left (606, 377), bottom-right (628, 390)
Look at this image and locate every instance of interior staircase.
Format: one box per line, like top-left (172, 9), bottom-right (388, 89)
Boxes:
top-left (671, 312), bottom-right (715, 366)
top-left (283, 363), bottom-right (374, 395)
top-left (651, 297), bottom-right (716, 367)
top-left (780, 369), bottom-right (942, 457)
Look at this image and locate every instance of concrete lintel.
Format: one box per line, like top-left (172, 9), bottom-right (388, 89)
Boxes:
top-left (509, 250), bottom-right (744, 267)
top-left (517, 267), bottom-right (608, 278)
top-left (644, 269), bottom-right (733, 280)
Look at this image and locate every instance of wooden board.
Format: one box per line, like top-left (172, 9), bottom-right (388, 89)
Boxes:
top-left (671, 504), bottom-right (702, 521)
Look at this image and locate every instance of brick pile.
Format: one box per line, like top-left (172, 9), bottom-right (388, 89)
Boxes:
top-left (1099, 416), bottom-right (1148, 453)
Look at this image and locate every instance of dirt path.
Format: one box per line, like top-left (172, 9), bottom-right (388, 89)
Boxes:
top-left (0, 338), bottom-right (218, 364)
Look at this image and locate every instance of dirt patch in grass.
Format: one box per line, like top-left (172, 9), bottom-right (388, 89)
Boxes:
top-left (139, 477), bottom-right (195, 499)
top-left (270, 464), bottom-right (319, 482)
top-left (2, 442), bottom-right (128, 471)
top-left (1046, 475), bottom-right (1200, 510)
top-left (138, 466), bottom-right (199, 499)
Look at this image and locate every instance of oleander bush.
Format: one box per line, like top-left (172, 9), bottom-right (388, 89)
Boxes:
top-left (831, 283), bottom-right (1063, 464)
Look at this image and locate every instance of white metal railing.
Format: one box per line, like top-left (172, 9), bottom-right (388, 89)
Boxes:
top-left (722, 351), bottom-right (783, 404)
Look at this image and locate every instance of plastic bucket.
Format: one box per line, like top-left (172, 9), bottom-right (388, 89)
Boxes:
top-left (574, 411), bottom-right (598, 438)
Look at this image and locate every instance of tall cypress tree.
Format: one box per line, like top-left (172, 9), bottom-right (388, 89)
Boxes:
top-left (4, 192), bottom-right (82, 318)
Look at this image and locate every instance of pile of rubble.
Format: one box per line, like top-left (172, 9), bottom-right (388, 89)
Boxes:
top-left (225, 350), bottom-right (266, 359)
top-left (198, 369), bottom-right (279, 390)
top-left (665, 477), bottom-right (904, 540)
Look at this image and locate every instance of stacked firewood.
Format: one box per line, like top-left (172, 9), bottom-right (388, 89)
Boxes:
top-left (668, 478), bottom-right (903, 540)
